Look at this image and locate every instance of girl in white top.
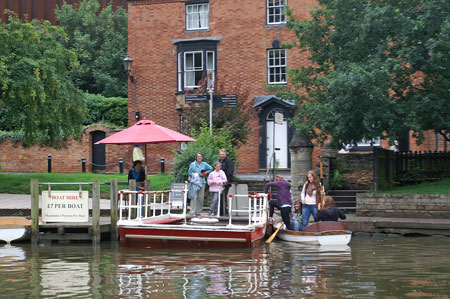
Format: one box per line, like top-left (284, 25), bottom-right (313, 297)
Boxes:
top-left (207, 162), bottom-right (227, 216)
top-left (300, 170), bottom-right (321, 231)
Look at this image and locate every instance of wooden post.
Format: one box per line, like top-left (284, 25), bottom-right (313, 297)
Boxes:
top-left (92, 178), bottom-right (100, 244)
top-left (30, 178), bottom-right (39, 246)
top-left (110, 178), bottom-right (118, 241)
top-left (129, 179), bottom-right (136, 219)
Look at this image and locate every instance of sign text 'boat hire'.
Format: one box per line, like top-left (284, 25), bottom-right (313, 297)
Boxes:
top-left (42, 191), bottom-right (89, 222)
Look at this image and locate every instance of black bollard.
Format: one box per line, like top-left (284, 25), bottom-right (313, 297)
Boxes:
top-left (47, 154), bottom-right (52, 173)
top-left (160, 157), bottom-right (165, 173)
top-left (119, 158), bottom-right (124, 174)
top-left (81, 157), bottom-right (86, 172)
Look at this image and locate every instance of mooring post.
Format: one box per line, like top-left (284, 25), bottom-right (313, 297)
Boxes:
top-left (129, 179), bottom-right (136, 219)
top-left (110, 178), bottom-right (118, 241)
top-left (92, 178), bottom-right (100, 244)
top-left (30, 178), bottom-right (39, 246)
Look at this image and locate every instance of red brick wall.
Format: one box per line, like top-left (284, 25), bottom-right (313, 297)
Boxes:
top-left (0, 125), bottom-right (131, 173)
top-left (127, 0), bottom-right (316, 174)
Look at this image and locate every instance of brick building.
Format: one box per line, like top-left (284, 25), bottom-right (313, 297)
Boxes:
top-left (126, 0), bottom-right (318, 174)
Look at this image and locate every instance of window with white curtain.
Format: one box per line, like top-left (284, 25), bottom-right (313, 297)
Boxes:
top-left (267, 0), bottom-right (286, 24)
top-left (184, 51), bottom-right (204, 88)
top-left (186, 3), bottom-right (209, 30)
top-left (267, 49), bottom-right (287, 84)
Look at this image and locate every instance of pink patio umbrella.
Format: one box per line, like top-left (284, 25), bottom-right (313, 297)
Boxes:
top-left (95, 119), bottom-right (196, 168)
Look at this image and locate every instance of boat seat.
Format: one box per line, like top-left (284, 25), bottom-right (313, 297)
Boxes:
top-left (304, 221), bottom-right (347, 233)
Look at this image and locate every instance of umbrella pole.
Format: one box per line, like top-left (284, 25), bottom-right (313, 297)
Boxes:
top-left (145, 145), bottom-right (148, 191)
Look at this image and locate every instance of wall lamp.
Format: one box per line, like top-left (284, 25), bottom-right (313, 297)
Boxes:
top-left (123, 53), bottom-right (135, 83)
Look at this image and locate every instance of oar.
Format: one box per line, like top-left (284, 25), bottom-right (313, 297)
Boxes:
top-left (265, 223), bottom-right (284, 244)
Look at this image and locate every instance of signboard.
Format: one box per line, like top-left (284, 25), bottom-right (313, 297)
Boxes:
top-left (213, 94), bottom-right (237, 108)
top-left (185, 95), bottom-right (208, 104)
top-left (170, 183), bottom-right (186, 208)
top-left (274, 112), bottom-right (284, 124)
top-left (42, 191), bottom-right (89, 222)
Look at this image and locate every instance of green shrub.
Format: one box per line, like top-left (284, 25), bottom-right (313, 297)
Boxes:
top-left (329, 169), bottom-right (343, 190)
top-left (84, 93), bottom-right (128, 128)
top-left (172, 124), bottom-right (237, 183)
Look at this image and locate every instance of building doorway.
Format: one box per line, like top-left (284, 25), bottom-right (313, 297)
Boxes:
top-left (91, 131), bottom-right (106, 172)
top-left (266, 108), bottom-right (288, 169)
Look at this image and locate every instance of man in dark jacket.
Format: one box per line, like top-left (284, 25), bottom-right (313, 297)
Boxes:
top-left (219, 149), bottom-right (234, 215)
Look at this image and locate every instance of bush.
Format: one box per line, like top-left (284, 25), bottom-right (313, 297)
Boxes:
top-left (329, 169), bottom-right (343, 190)
top-left (172, 124), bottom-right (236, 183)
top-left (84, 93), bottom-right (128, 128)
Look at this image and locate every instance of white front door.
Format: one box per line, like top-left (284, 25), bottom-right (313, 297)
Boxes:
top-left (266, 109), bottom-right (288, 168)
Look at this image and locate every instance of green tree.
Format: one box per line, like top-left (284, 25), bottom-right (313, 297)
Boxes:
top-left (172, 124), bottom-right (237, 183)
top-left (183, 76), bottom-right (253, 149)
top-left (0, 12), bottom-right (85, 148)
top-left (282, 0), bottom-right (450, 147)
top-left (55, 0), bottom-right (128, 97)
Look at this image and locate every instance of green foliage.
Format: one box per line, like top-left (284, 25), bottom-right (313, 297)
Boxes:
top-left (329, 169), bottom-right (343, 190)
top-left (0, 12), bottom-right (86, 148)
top-left (84, 93), bottom-right (128, 128)
top-left (282, 0), bottom-right (450, 147)
top-left (55, 0), bottom-right (128, 97)
top-left (172, 124), bottom-right (236, 183)
top-left (0, 130), bottom-right (25, 143)
top-left (183, 77), bottom-right (253, 148)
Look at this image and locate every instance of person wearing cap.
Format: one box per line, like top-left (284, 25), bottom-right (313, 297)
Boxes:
top-left (188, 152), bottom-right (213, 216)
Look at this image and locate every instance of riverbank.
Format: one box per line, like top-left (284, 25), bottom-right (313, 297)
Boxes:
top-left (2, 193), bottom-right (450, 237)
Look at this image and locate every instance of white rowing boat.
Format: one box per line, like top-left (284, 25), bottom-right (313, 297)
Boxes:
top-left (0, 217), bottom-right (31, 245)
top-left (274, 221), bottom-right (352, 246)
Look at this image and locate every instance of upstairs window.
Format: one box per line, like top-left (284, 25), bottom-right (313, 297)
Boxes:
top-left (267, 0), bottom-right (286, 24)
top-left (267, 49), bottom-right (287, 84)
top-left (175, 39), bottom-right (218, 92)
top-left (186, 3), bottom-right (209, 30)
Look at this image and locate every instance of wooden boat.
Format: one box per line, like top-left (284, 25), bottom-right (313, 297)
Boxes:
top-left (117, 189), bottom-right (268, 249)
top-left (0, 217), bottom-right (31, 245)
top-left (274, 221), bottom-right (352, 246)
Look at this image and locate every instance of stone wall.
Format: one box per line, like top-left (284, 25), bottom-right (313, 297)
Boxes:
top-left (357, 193), bottom-right (450, 219)
top-left (333, 152), bottom-right (373, 190)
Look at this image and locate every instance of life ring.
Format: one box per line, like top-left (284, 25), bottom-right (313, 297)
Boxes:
top-left (191, 217), bottom-right (219, 224)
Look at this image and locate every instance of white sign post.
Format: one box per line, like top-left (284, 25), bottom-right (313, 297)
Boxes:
top-left (42, 191), bottom-right (89, 222)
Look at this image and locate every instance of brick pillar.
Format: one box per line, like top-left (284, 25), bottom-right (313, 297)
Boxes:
top-left (289, 132), bottom-right (314, 199)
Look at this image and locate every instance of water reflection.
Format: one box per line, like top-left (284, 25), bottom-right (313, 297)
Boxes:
top-left (0, 237), bottom-right (449, 298)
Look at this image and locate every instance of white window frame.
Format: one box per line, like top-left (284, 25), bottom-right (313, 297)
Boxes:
top-left (184, 51), bottom-right (204, 89)
top-left (186, 3), bottom-right (209, 30)
top-left (267, 49), bottom-right (287, 84)
top-left (206, 51), bottom-right (215, 89)
top-left (356, 137), bottom-right (381, 147)
top-left (267, 0), bottom-right (286, 25)
top-left (177, 53), bottom-right (182, 92)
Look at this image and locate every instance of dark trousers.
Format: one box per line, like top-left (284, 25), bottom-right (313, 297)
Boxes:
top-left (269, 199), bottom-right (292, 230)
top-left (219, 185), bottom-right (230, 215)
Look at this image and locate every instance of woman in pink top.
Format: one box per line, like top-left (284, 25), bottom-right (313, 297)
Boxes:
top-left (207, 162), bottom-right (228, 216)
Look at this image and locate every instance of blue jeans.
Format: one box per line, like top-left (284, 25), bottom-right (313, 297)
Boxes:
top-left (301, 204), bottom-right (317, 231)
top-left (291, 220), bottom-right (301, 231)
top-left (209, 192), bottom-right (219, 214)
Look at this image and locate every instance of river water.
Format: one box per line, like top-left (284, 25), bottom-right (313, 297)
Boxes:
top-left (1, 236), bottom-right (450, 298)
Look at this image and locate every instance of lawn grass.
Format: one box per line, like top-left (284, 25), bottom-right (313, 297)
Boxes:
top-left (377, 178), bottom-right (450, 194)
top-left (0, 172), bottom-right (173, 197)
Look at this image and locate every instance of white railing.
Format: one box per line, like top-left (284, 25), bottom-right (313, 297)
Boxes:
top-left (227, 193), bottom-right (268, 226)
top-left (118, 184), bottom-right (268, 227)
top-left (118, 182), bottom-right (189, 223)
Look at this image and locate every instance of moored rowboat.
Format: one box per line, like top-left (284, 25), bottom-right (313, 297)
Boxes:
top-left (275, 221), bottom-right (352, 246)
top-left (0, 217), bottom-right (31, 245)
